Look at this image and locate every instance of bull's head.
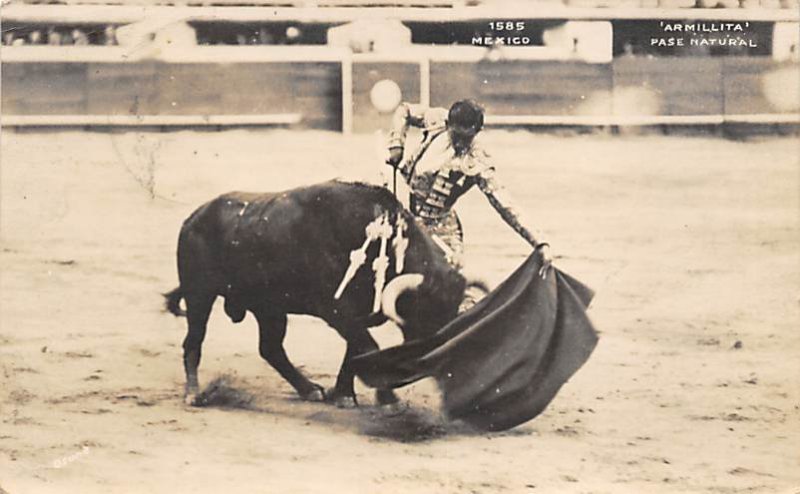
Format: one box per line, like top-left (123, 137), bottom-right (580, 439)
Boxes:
top-left (380, 271), bottom-right (466, 340)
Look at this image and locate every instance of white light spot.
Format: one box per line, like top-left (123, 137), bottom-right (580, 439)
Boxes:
top-left (370, 79), bottom-right (402, 114)
top-left (286, 26), bottom-right (301, 40)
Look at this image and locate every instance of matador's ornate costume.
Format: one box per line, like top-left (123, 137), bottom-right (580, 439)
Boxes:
top-left (388, 103), bottom-right (539, 267)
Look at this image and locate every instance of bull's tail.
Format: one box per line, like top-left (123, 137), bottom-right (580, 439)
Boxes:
top-left (163, 286), bottom-right (186, 317)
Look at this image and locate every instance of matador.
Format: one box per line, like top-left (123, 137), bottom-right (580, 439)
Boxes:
top-left (385, 99), bottom-right (552, 276)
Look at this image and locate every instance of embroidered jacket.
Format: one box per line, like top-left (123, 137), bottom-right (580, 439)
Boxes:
top-left (388, 102), bottom-right (539, 246)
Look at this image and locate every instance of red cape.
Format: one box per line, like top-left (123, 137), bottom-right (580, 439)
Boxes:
top-left (352, 252), bottom-right (599, 431)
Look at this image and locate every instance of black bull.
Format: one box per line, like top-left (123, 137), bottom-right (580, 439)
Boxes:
top-left (164, 181), bottom-right (467, 407)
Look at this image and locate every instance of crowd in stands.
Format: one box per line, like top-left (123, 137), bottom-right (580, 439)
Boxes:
top-left (1, 25), bottom-right (118, 46)
top-left (0, 23), bottom-right (321, 46)
top-left (194, 24), bottom-right (327, 45)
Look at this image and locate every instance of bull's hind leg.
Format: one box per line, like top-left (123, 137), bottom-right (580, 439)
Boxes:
top-left (253, 307), bottom-right (325, 402)
top-left (182, 292), bottom-right (216, 405)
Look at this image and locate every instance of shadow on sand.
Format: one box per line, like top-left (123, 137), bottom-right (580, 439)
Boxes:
top-left (190, 374), bottom-right (493, 443)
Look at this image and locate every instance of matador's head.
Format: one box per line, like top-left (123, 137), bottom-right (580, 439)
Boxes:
top-left (447, 99), bottom-right (484, 156)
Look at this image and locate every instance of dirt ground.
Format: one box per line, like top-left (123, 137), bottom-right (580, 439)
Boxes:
top-left (0, 128), bottom-right (797, 494)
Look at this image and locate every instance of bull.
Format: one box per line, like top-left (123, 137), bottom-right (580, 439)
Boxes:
top-left (164, 181), bottom-right (467, 407)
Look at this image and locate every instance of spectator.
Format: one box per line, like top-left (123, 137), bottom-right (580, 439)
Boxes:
top-left (72, 29), bottom-right (89, 45)
top-left (622, 41), bottom-right (636, 57)
top-left (60, 30), bottom-right (74, 45)
top-left (103, 25), bottom-right (118, 45)
top-left (28, 30), bottom-right (43, 45)
top-left (258, 26), bottom-right (274, 45)
top-left (47, 27), bottom-right (61, 45)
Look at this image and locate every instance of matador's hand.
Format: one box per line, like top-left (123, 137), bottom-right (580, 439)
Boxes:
top-left (386, 147), bottom-right (404, 168)
top-left (535, 243), bottom-right (553, 279)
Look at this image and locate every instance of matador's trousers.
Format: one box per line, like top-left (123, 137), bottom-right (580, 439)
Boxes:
top-left (417, 210), bottom-right (464, 270)
top-left (417, 210), bottom-right (483, 312)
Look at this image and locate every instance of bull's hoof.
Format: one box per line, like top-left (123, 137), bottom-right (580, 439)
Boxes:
top-left (334, 396), bottom-right (358, 409)
top-left (380, 401), bottom-right (409, 416)
top-left (376, 389), bottom-right (399, 406)
top-left (324, 387), bottom-right (359, 409)
top-left (301, 386), bottom-right (326, 403)
top-left (184, 384), bottom-right (200, 406)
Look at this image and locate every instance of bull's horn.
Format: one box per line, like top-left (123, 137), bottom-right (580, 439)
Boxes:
top-left (381, 273), bottom-right (424, 326)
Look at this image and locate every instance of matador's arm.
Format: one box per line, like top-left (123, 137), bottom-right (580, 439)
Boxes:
top-left (476, 165), bottom-right (543, 248)
top-left (388, 103), bottom-right (429, 149)
top-left (387, 103), bottom-right (448, 182)
top-left (477, 163), bottom-right (553, 277)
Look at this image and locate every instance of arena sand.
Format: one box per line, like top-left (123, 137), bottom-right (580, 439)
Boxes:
top-left (0, 129), bottom-right (798, 493)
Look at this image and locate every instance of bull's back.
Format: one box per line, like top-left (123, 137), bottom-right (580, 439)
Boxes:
top-left (225, 182), bottom-right (400, 280)
top-left (177, 181), bottom-right (401, 305)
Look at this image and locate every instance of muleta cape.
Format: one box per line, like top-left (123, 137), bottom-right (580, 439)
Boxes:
top-left (351, 251), bottom-right (599, 432)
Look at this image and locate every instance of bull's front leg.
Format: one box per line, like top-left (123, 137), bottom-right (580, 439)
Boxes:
top-left (330, 343), bottom-right (360, 408)
top-left (331, 330), bottom-right (398, 409)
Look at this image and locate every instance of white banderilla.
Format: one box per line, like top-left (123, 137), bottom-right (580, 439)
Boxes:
top-left (334, 213), bottom-right (408, 306)
top-left (333, 214), bottom-right (386, 300)
top-left (371, 215), bottom-right (393, 312)
top-left (392, 216), bottom-right (408, 274)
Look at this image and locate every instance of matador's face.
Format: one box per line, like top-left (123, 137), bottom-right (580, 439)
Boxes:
top-left (448, 124), bottom-right (480, 156)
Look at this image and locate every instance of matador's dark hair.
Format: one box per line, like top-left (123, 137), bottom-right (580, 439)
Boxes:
top-left (447, 99), bottom-right (484, 133)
